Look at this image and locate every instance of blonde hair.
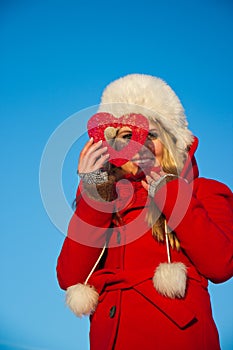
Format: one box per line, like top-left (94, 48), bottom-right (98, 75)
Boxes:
top-left (146, 120), bottom-right (187, 250)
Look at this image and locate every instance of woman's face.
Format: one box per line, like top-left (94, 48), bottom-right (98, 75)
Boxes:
top-left (115, 120), bottom-right (164, 175)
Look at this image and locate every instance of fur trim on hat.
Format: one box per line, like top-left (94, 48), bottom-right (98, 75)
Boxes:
top-left (66, 283), bottom-right (99, 317)
top-left (98, 74), bottom-right (193, 152)
top-left (153, 262), bottom-right (187, 298)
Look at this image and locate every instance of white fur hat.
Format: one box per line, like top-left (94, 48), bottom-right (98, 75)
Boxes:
top-left (98, 74), bottom-right (193, 152)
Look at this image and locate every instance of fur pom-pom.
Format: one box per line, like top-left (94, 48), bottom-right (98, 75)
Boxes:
top-left (66, 283), bottom-right (99, 317)
top-left (153, 262), bottom-right (187, 298)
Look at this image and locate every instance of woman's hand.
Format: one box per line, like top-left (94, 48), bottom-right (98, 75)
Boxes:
top-left (141, 170), bottom-right (166, 192)
top-left (142, 170), bottom-right (177, 197)
top-left (78, 138), bottom-right (109, 174)
top-left (77, 138), bottom-right (116, 201)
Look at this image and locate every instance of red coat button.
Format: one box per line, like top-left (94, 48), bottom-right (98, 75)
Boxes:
top-left (117, 231), bottom-right (121, 244)
top-left (109, 306), bottom-right (116, 318)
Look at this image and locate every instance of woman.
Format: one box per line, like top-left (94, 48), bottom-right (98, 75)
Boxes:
top-left (57, 74), bottom-right (233, 350)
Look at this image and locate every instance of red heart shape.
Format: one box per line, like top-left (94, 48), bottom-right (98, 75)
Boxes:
top-left (87, 112), bottom-right (149, 166)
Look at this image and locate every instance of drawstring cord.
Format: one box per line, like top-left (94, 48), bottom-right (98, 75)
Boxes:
top-left (164, 220), bottom-right (171, 264)
top-left (84, 243), bottom-right (107, 285)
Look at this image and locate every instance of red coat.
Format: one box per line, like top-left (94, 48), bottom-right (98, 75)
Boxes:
top-left (57, 138), bottom-right (233, 350)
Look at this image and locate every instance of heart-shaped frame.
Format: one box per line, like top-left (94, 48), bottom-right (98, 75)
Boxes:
top-left (87, 112), bottom-right (149, 166)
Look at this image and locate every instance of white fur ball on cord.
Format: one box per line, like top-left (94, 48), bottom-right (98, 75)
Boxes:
top-left (153, 262), bottom-right (187, 298)
top-left (66, 283), bottom-right (99, 317)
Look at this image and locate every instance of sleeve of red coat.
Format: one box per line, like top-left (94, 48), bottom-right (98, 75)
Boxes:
top-left (153, 177), bottom-right (233, 283)
top-left (57, 183), bottom-right (114, 290)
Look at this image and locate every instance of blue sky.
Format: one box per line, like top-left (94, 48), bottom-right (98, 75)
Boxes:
top-left (0, 0), bottom-right (233, 349)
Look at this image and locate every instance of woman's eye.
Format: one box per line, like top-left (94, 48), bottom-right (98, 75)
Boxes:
top-left (122, 133), bottom-right (132, 140)
top-left (148, 132), bottom-right (158, 140)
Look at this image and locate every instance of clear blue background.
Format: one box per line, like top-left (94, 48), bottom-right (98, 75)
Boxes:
top-left (0, 0), bottom-right (232, 349)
